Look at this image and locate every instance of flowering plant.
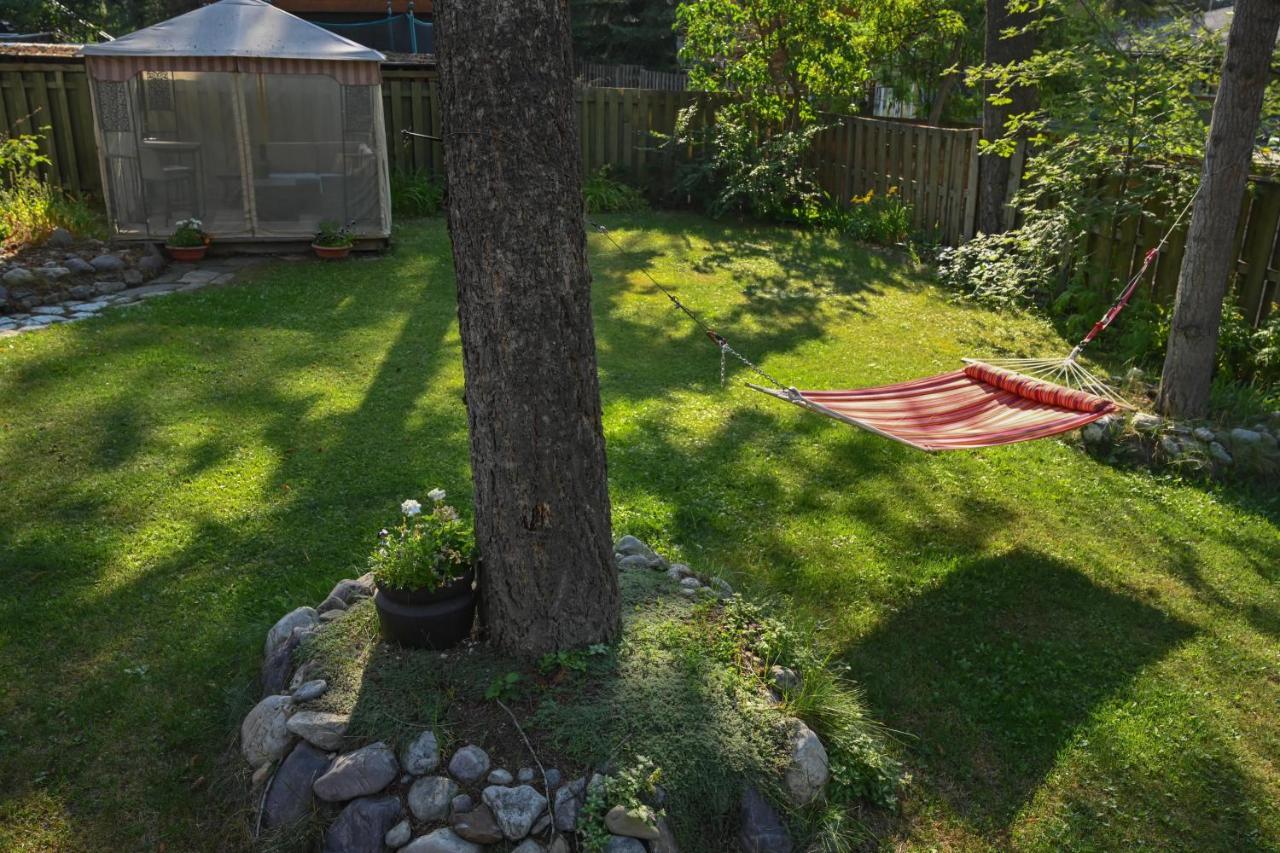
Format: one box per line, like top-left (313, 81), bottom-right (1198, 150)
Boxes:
top-left (168, 217), bottom-right (210, 248)
top-left (369, 490), bottom-right (475, 592)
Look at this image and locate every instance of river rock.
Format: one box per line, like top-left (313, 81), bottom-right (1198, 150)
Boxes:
top-left (402, 828), bottom-right (482, 853)
top-left (2, 268), bottom-right (35, 287)
top-left (605, 837), bottom-right (646, 853)
top-left (313, 741), bottom-right (399, 802)
top-left (739, 785), bottom-right (792, 852)
top-left (488, 767), bottom-right (514, 785)
top-left (385, 819), bottom-right (412, 848)
top-left (517, 767), bottom-right (536, 784)
top-left (265, 606), bottom-right (317, 657)
top-left (482, 784), bottom-right (547, 840)
top-left (667, 563), bottom-right (694, 580)
top-left (605, 804), bottom-right (660, 839)
top-left (616, 554), bottom-right (652, 571)
top-left (614, 535), bottom-right (665, 568)
top-left (402, 730), bottom-right (441, 774)
top-left (512, 840), bottom-right (545, 853)
top-left (1209, 441), bottom-right (1234, 465)
top-left (451, 804), bottom-right (504, 843)
top-left (286, 710), bottom-right (349, 751)
top-left (261, 741), bottom-right (332, 830)
top-left (323, 795), bottom-right (403, 853)
top-left (241, 694), bottom-right (294, 769)
top-left (553, 778), bottom-right (586, 831)
top-left (65, 257), bottom-right (94, 274)
top-left (89, 253), bottom-right (125, 272)
top-left (292, 679), bottom-right (328, 703)
top-left (448, 744), bottom-right (491, 784)
top-left (1231, 427), bottom-right (1263, 447)
top-left (770, 665), bottom-right (800, 692)
top-left (46, 227), bottom-right (74, 247)
top-left (1131, 413), bottom-right (1161, 433)
top-left (451, 793), bottom-right (474, 814)
top-left (782, 720), bottom-right (829, 806)
top-left (652, 816), bottom-right (680, 853)
top-left (409, 775), bottom-right (459, 822)
top-left (1193, 426), bottom-right (1216, 442)
top-left (261, 628), bottom-right (303, 697)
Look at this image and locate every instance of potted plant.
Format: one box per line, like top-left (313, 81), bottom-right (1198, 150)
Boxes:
top-left (165, 217), bottom-right (210, 261)
top-left (312, 220), bottom-right (355, 259)
top-left (370, 489), bottom-right (477, 649)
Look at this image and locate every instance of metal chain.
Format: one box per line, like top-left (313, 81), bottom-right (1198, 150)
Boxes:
top-left (587, 221), bottom-right (791, 390)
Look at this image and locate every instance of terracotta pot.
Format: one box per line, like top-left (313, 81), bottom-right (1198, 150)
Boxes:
top-left (165, 244), bottom-right (208, 262)
top-left (374, 569), bottom-right (476, 649)
top-left (311, 242), bottom-right (353, 260)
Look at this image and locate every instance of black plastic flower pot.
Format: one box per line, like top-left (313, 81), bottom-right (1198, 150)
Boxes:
top-left (374, 569), bottom-right (476, 650)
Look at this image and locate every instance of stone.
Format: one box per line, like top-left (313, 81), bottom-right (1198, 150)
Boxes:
top-left (488, 767), bottom-right (514, 785)
top-left (313, 741), bottom-right (399, 802)
top-left (552, 778), bottom-right (586, 831)
top-left (319, 609), bottom-right (345, 623)
top-left (402, 828), bottom-right (482, 853)
top-left (679, 577), bottom-right (702, 591)
top-left (122, 269), bottom-right (143, 285)
top-left (710, 576), bottom-right (734, 597)
top-left (138, 255), bottom-right (166, 276)
top-left (605, 837), bottom-right (646, 853)
top-left (89, 254), bottom-right (126, 272)
top-left (261, 741), bottom-right (332, 830)
top-left (613, 535), bottom-right (665, 568)
top-left (402, 730), bottom-right (441, 774)
top-left (31, 305), bottom-right (66, 316)
top-left (604, 804), bottom-right (660, 840)
top-left (39, 266), bottom-right (71, 281)
top-left (651, 816), bottom-right (680, 853)
top-left (317, 594), bottom-right (348, 613)
top-left (46, 227), bottom-right (74, 247)
top-left (292, 679), bottom-right (328, 703)
top-left (1160, 436), bottom-right (1183, 457)
top-left (1209, 442), bottom-right (1233, 465)
top-left (739, 785), bottom-right (792, 853)
top-left (667, 563), bottom-right (694, 580)
top-left (1131, 413), bottom-right (1161, 433)
top-left (1081, 423), bottom-right (1105, 445)
top-left (286, 710), bottom-right (349, 751)
top-left (70, 301), bottom-right (108, 312)
top-left (385, 819), bottom-right (412, 848)
top-left (64, 257), bottom-right (94, 274)
top-left (482, 784), bottom-right (548, 840)
top-left (266, 606), bottom-right (317, 657)
top-left (323, 795), bottom-right (403, 853)
top-left (409, 775), bottom-right (459, 822)
top-left (181, 269), bottom-right (221, 285)
top-left (94, 279), bottom-right (126, 294)
top-left (548, 838), bottom-right (570, 853)
top-left (770, 665), bottom-right (800, 693)
top-left (289, 661), bottom-right (318, 692)
top-left (451, 793), bottom-right (474, 815)
top-left (512, 841), bottom-right (544, 853)
top-left (448, 744), bottom-right (491, 784)
top-left (544, 768), bottom-right (562, 789)
top-left (262, 627), bottom-right (304, 697)
top-left (240, 694), bottom-right (294, 769)
top-left (1230, 427), bottom-right (1263, 447)
top-left (517, 767), bottom-right (536, 784)
top-left (530, 813), bottom-right (551, 836)
top-left (327, 576), bottom-right (376, 607)
top-left (782, 720), bottom-right (829, 806)
top-left (2, 267), bottom-right (36, 286)
top-left (1193, 426), bottom-right (1216, 442)
top-left (616, 554), bottom-right (652, 572)
top-left (450, 805), bottom-right (504, 844)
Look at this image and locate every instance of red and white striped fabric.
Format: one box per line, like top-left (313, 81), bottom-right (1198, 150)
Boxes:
top-left (787, 361), bottom-right (1119, 452)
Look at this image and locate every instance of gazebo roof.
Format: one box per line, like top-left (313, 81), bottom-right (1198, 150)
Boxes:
top-left (81, 0), bottom-right (383, 62)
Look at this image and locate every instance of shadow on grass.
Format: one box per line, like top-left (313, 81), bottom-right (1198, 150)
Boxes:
top-left (845, 549), bottom-right (1196, 837)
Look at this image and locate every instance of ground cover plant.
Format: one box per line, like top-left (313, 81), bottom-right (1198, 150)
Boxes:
top-left (0, 213), bottom-right (1278, 850)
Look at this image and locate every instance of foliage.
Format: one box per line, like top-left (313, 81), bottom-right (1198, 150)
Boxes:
top-left (167, 217), bottom-right (209, 248)
top-left (937, 211), bottom-right (1072, 309)
top-left (570, 0), bottom-right (679, 70)
top-left (579, 756), bottom-right (666, 852)
top-left (583, 166), bottom-right (648, 214)
top-left (314, 220), bottom-right (354, 249)
top-left (879, 0), bottom-right (985, 124)
top-left (367, 491), bottom-right (475, 592)
top-left (483, 671), bottom-right (523, 701)
top-left (538, 643), bottom-right (609, 676)
top-left (390, 169), bottom-right (445, 218)
top-left (819, 188), bottom-right (914, 246)
top-left (0, 132), bottom-right (100, 247)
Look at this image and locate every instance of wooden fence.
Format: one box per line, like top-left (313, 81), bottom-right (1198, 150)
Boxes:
top-left (0, 60), bottom-right (100, 195)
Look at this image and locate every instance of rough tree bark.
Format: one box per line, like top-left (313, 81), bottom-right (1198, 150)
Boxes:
top-left (977, 0), bottom-right (1037, 235)
top-left (435, 0), bottom-right (620, 655)
top-left (1158, 0), bottom-right (1280, 419)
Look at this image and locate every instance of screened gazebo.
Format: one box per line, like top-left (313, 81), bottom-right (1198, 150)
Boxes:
top-left (82, 0), bottom-right (391, 243)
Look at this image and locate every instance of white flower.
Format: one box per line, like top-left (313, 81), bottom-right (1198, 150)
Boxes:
top-left (437, 505), bottom-right (459, 522)
top-left (400, 499), bottom-right (422, 517)
top-left (427, 488), bottom-right (446, 503)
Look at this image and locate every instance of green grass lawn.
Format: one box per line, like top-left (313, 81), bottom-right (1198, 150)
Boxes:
top-left (1, 212), bottom-right (1278, 851)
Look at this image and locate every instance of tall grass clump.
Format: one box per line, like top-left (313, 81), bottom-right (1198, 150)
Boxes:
top-left (390, 168), bottom-right (445, 218)
top-left (0, 131), bottom-right (101, 246)
top-left (583, 166), bottom-right (648, 214)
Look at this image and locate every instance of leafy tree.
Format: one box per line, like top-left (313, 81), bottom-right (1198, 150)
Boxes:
top-left (0, 0), bottom-right (193, 41)
top-left (570, 0), bottom-right (680, 70)
top-left (881, 0), bottom-right (986, 125)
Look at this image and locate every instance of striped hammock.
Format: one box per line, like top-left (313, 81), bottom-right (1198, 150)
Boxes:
top-left (750, 361), bottom-right (1119, 452)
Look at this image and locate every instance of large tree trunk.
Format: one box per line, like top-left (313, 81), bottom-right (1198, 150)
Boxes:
top-left (1158, 0), bottom-right (1280, 419)
top-left (435, 0), bottom-right (620, 655)
top-left (977, 0), bottom-right (1037, 235)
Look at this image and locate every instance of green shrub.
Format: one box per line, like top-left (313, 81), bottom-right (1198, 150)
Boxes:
top-left (314, 219), bottom-right (354, 248)
top-left (390, 168), bottom-right (445, 218)
top-left (819, 187), bottom-right (914, 246)
top-left (583, 166), bottom-right (648, 214)
top-left (0, 131), bottom-right (102, 247)
top-left (167, 217), bottom-right (208, 248)
top-left (937, 213), bottom-right (1071, 310)
top-left (367, 491), bottom-right (475, 591)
